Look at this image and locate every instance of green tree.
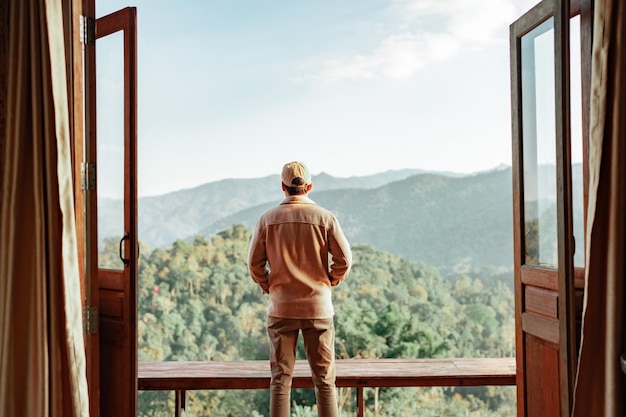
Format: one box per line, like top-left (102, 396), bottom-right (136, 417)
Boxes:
top-left (133, 226), bottom-right (516, 417)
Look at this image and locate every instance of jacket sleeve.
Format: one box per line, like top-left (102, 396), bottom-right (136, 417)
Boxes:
top-left (327, 216), bottom-right (352, 286)
top-left (247, 219), bottom-right (269, 294)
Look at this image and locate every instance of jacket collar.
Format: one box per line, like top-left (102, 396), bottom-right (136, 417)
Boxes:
top-left (281, 195), bottom-right (316, 205)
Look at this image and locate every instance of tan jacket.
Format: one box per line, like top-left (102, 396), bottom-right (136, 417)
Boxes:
top-left (247, 195), bottom-right (352, 319)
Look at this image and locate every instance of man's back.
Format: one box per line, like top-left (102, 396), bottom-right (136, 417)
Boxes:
top-left (248, 195), bottom-right (351, 319)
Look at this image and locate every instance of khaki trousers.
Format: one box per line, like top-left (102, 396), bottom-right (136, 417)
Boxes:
top-left (267, 317), bottom-right (339, 417)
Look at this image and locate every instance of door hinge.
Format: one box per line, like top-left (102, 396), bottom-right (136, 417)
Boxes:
top-left (81, 162), bottom-right (96, 191)
top-left (83, 306), bottom-right (99, 334)
top-left (80, 15), bottom-right (96, 46)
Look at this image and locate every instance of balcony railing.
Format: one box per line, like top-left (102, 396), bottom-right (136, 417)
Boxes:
top-left (138, 357), bottom-right (516, 417)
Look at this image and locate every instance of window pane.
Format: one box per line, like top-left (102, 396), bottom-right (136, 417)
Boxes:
top-left (521, 18), bottom-right (558, 268)
top-left (570, 15), bottom-right (584, 268)
top-left (97, 31), bottom-right (126, 270)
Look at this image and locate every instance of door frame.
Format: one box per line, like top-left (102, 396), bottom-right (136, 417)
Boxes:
top-left (510, 0), bottom-right (592, 416)
top-left (83, 4), bottom-right (138, 416)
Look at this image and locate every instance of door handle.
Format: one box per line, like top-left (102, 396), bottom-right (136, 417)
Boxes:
top-left (119, 233), bottom-right (130, 266)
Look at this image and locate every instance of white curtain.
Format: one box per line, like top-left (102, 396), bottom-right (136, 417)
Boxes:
top-left (572, 0), bottom-right (626, 415)
top-left (0, 0), bottom-right (89, 416)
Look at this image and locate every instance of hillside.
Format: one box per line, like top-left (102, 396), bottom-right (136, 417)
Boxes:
top-left (204, 168), bottom-right (515, 270)
top-left (100, 164), bottom-right (583, 272)
top-left (136, 226), bottom-right (516, 417)
top-left (99, 168), bottom-right (458, 250)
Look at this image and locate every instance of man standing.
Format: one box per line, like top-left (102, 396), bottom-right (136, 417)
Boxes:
top-left (247, 161), bottom-right (352, 417)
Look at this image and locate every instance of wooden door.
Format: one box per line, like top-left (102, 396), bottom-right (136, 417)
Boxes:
top-left (510, 1), bottom-right (579, 416)
top-left (89, 7), bottom-right (138, 417)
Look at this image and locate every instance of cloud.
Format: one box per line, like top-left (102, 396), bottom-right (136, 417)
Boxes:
top-left (301, 31), bottom-right (458, 82)
top-left (393, 0), bottom-right (520, 42)
top-left (296, 0), bottom-right (535, 83)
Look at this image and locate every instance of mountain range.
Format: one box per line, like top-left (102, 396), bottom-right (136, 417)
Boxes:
top-left (99, 168), bottom-right (459, 252)
top-left (99, 165), bottom-right (583, 272)
top-left (203, 167), bottom-right (515, 270)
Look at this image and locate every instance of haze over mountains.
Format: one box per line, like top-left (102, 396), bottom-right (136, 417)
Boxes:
top-left (99, 165), bottom-right (583, 274)
top-left (100, 168), bottom-right (458, 250)
top-left (204, 167), bottom-right (514, 270)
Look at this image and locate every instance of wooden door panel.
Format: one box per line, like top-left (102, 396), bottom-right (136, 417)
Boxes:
top-left (521, 266), bottom-right (559, 290)
top-left (100, 290), bottom-right (125, 319)
top-left (94, 7), bottom-right (138, 417)
top-left (522, 312), bottom-right (559, 344)
top-left (100, 319), bottom-right (126, 346)
top-left (525, 334), bottom-right (560, 417)
top-left (510, 1), bottom-right (577, 416)
top-left (100, 330), bottom-right (127, 416)
top-left (511, 1), bottom-right (591, 416)
top-left (524, 286), bottom-right (558, 318)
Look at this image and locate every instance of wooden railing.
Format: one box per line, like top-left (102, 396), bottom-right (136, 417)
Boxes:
top-left (138, 357), bottom-right (516, 417)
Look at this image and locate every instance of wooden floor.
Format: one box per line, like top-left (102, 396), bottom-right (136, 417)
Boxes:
top-left (138, 357), bottom-right (516, 390)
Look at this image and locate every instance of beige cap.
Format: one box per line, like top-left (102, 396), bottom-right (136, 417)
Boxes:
top-left (281, 161), bottom-right (311, 186)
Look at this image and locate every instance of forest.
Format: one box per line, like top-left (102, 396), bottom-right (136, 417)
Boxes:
top-left (108, 224), bottom-right (517, 417)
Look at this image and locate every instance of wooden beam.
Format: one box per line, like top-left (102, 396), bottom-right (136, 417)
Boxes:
top-left (138, 358), bottom-right (515, 416)
top-left (138, 358), bottom-right (516, 391)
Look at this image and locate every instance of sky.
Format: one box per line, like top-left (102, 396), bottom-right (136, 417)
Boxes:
top-left (96, 0), bottom-right (539, 197)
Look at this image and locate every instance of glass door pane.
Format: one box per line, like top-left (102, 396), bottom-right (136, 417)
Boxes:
top-left (521, 17), bottom-right (558, 268)
top-left (97, 31), bottom-right (126, 270)
top-left (570, 15), bottom-right (585, 268)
